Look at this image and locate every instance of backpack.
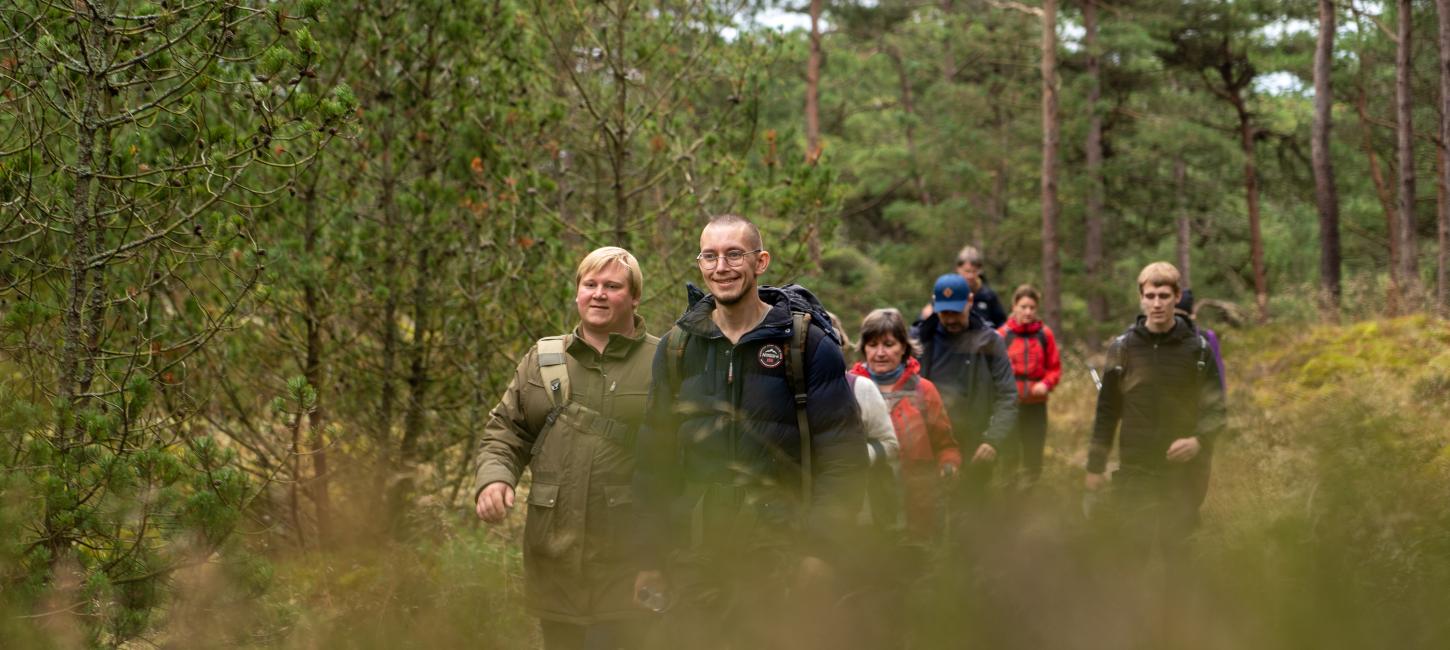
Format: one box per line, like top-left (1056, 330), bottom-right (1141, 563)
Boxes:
top-left (663, 310), bottom-right (816, 503)
top-left (877, 374), bottom-right (928, 422)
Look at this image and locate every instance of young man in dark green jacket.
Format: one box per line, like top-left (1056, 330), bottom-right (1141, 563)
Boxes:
top-left (1086, 262), bottom-right (1226, 563)
top-left (474, 247), bottom-right (659, 650)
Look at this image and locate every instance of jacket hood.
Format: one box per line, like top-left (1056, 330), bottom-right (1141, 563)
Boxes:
top-left (1130, 314), bottom-right (1196, 342)
top-left (675, 283), bottom-right (842, 344)
top-left (1004, 317), bottom-right (1043, 335)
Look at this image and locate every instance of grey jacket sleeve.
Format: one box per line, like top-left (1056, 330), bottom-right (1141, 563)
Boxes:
top-left (982, 334), bottom-right (1019, 447)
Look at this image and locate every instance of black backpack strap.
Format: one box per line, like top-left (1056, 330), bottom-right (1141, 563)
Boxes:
top-left (788, 312), bottom-right (812, 506)
top-left (665, 326), bottom-right (688, 398)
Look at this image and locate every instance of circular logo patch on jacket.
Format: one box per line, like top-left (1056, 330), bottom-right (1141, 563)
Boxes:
top-left (758, 344), bottom-right (785, 369)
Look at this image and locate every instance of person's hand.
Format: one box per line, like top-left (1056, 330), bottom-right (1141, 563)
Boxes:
top-left (634, 570), bottom-right (667, 611)
top-left (1166, 437), bottom-right (1202, 463)
top-left (1030, 382), bottom-right (1050, 397)
top-left (971, 443), bottom-right (996, 464)
top-left (1084, 472), bottom-right (1107, 492)
top-left (475, 481), bottom-right (515, 523)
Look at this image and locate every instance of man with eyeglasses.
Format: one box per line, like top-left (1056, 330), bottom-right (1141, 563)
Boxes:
top-left (632, 214), bottom-right (866, 649)
top-left (1085, 262), bottom-right (1225, 569)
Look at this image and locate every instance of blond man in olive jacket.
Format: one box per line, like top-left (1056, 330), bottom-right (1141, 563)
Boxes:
top-left (474, 247), bottom-right (660, 650)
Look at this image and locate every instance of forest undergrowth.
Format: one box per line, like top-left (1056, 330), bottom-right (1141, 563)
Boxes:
top-left (7, 316), bottom-right (1450, 649)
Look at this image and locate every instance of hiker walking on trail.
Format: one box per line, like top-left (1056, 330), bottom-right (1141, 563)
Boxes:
top-left (920, 245), bottom-right (1008, 328)
top-left (472, 247), bottom-right (659, 650)
top-left (1085, 262), bottom-right (1226, 563)
top-left (849, 307), bottom-right (960, 539)
top-left (827, 311), bottom-right (902, 529)
top-left (996, 285), bottom-right (1062, 488)
top-left (632, 214), bottom-right (866, 649)
top-left (914, 273), bottom-right (1017, 508)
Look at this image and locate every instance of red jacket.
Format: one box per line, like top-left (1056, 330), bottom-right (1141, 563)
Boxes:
top-left (996, 318), bottom-right (1061, 404)
top-left (849, 358), bottom-right (961, 468)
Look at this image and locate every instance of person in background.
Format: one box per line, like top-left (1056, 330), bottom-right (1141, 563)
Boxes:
top-left (1174, 289), bottom-right (1226, 512)
top-left (849, 308), bottom-right (960, 539)
top-left (915, 274), bottom-right (1016, 511)
top-left (919, 245), bottom-right (1008, 328)
top-left (996, 285), bottom-right (1062, 489)
top-left (829, 312), bottom-right (901, 528)
top-left (473, 247), bottom-right (658, 650)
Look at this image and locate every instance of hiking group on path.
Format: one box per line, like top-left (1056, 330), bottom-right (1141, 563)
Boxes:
top-left (473, 215), bottom-right (1227, 650)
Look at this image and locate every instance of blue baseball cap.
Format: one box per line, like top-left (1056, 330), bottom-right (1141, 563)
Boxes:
top-left (933, 273), bottom-right (971, 313)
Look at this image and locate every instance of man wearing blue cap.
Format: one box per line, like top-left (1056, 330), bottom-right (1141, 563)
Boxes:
top-left (914, 273), bottom-right (1018, 504)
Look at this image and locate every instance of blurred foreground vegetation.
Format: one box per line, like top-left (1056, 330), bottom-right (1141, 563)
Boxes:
top-left (6, 315), bottom-right (1450, 648)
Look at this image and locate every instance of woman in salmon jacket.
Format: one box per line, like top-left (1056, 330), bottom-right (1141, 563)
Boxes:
top-left (850, 308), bottom-right (960, 539)
top-left (996, 284), bottom-right (1062, 488)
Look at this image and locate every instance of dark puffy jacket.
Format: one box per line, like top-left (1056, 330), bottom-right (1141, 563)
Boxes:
top-left (1088, 315), bottom-right (1226, 477)
top-left (915, 312), bottom-right (1018, 449)
top-left (972, 277), bottom-right (1008, 329)
top-left (633, 286), bottom-right (867, 568)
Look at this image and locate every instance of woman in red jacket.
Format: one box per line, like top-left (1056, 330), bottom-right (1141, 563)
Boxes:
top-left (850, 308), bottom-right (960, 539)
top-left (996, 285), bottom-right (1062, 488)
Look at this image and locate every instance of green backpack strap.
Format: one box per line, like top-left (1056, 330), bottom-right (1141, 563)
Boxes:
top-left (536, 336), bottom-right (570, 409)
top-left (788, 312), bottom-right (812, 507)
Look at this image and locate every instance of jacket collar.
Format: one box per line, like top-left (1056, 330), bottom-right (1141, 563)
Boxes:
top-left (1005, 317), bottom-right (1043, 335)
top-left (1129, 314), bottom-right (1195, 343)
top-left (570, 314), bottom-right (649, 360)
top-left (675, 290), bottom-right (794, 343)
top-left (919, 309), bottom-right (989, 341)
top-left (849, 357), bottom-right (922, 390)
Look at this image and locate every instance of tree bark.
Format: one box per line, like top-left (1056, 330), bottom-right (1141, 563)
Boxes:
top-left (1313, 0), bottom-right (1343, 318)
top-left (1040, 0), bottom-right (1061, 331)
top-left (1437, 0), bottom-right (1450, 314)
top-left (1396, 0), bottom-right (1420, 306)
top-left (806, 0), bottom-right (823, 164)
top-left (1175, 156), bottom-right (1192, 290)
top-left (301, 177), bottom-right (332, 544)
top-left (1082, 0), bottom-right (1108, 331)
top-left (1234, 98), bottom-right (1269, 323)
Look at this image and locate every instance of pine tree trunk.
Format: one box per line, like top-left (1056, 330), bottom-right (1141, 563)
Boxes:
top-left (1396, 0), bottom-right (1420, 307)
top-left (1082, 0), bottom-right (1108, 331)
top-left (1236, 100), bottom-right (1269, 323)
top-left (1314, 0), bottom-right (1343, 318)
top-left (1437, 0), bottom-right (1450, 314)
top-left (806, 0), bottom-right (823, 164)
top-left (1175, 157), bottom-right (1192, 290)
top-left (1040, 0), bottom-right (1061, 331)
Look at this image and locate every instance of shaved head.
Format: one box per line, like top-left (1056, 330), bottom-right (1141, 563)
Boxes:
top-left (703, 214), bottom-right (763, 251)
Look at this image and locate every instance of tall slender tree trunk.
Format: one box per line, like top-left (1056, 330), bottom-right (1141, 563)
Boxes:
top-left (940, 0), bottom-right (956, 82)
top-left (1175, 157), bottom-right (1192, 290)
top-left (1234, 98), bottom-right (1269, 322)
top-left (1082, 0), bottom-right (1108, 331)
top-left (1354, 89), bottom-right (1401, 260)
top-left (1040, 0), bottom-right (1061, 330)
top-left (301, 177), bottom-right (332, 544)
top-left (806, 0), bottom-right (823, 164)
top-left (1396, 0), bottom-right (1420, 307)
top-left (1437, 0), bottom-right (1450, 314)
top-left (1314, 0), bottom-right (1343, 319)
top-left (611, 0), bottom-right (631, 246)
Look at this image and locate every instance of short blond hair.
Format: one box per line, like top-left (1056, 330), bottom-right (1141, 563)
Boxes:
top-left (575, 246), bottom-right (643, 298)
top-left (1136, 262), bottom-right (1181, 295)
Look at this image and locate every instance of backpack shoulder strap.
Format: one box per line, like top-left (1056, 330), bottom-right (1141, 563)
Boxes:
top-left (788, 312), bottom-right (812, 506)
top-left (536, 336), bottom-right (570, 408)
top-left (664, 326), bottom-right (689, 397)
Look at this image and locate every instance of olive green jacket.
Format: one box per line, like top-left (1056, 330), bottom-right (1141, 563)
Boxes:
top-left (474, 317), bottom-right (658, 624)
